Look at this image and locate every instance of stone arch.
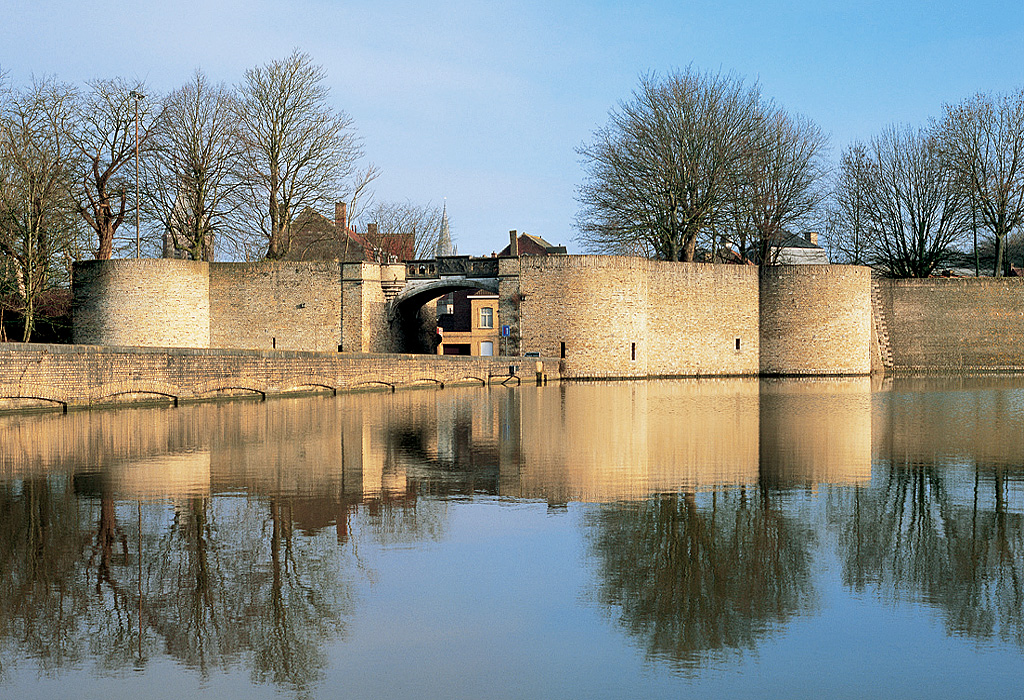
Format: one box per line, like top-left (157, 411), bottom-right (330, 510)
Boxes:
top-left (388, 278), bottom-right (500, 320)
top-left (387, 278), bottom-right (501, 354)
top-left (0, 395), bottom-right (69, 413)
top-left (93, 390), bottom-right (180, 407)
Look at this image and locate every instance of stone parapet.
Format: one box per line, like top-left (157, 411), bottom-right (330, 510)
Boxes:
top-left (0, 344), bottom-right (561, 412)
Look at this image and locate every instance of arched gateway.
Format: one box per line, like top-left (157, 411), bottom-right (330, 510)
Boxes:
top-left (387, 262), bottom-right (503, 354)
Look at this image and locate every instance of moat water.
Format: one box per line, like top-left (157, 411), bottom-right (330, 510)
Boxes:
top-left (2, 377), bottom-right (1024, 699)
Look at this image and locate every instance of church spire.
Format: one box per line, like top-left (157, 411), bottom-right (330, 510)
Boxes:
top-left (435, 199), bottom-right (454, 257)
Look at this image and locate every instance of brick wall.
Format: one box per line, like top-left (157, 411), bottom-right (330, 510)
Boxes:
top-left (759, 265), bottom-right (872, 375)
top-left (76, 258), bottom-right (1024, 380)
top-left (519, 256), bottom-right (649, 378)
top-left (646, 261), bottom-right (759, 376)
top-left (498, 256), bottom-right (522, 356)
top-left (0, 343), bottom-right (561, 411)
top-left (73, 259), bottom-right (211, 348)
top-left (518, 256), bottom-right (760, 379)
top-left (879, 277), bottom-right (1024, 371)
top-left (209, 261), bottom-right (342, 351)
top-left (342, 262), bottom-right (393, 352)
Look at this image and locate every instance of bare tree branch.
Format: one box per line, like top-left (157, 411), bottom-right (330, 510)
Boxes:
top-left (234, 50), bottom-right (364, 260)
top-left (359, 199), bottom-right (447, 260)
top-left (63, 77), bottom-right (160, 260)
top-left (938, 89), bottom-right (1024, 276)
top-left (143, 71), bottom-right (241, 261)
top-left (0, 77), bottom-right (81, 340)
top-left (866, 126), bottom-right (968, 278)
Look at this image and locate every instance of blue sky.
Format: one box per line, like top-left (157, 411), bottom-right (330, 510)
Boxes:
top-left (4, 0), bottom-right (1024, 255)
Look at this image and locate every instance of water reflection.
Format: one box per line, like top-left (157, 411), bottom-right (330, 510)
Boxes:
top-left (831, 377), bottom-right (1024, 648)
top-left (585, 488), bottom-right (815, 670)
top-left (1, 377), bottom-right (1023, 693)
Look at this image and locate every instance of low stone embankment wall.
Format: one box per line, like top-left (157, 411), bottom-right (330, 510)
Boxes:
top-left (0, 344), bottom-right (560, 412)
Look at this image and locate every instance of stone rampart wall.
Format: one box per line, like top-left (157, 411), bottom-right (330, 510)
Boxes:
top-left (760, 265), bottom-right (872, 375)
top-left (0, 344), bottom-right (560, 411)
top-left (518, 256), bottom-right (650, 378)
top-left (73, 259), bottom-right (211, 348)
top-left (879, 277), bottom-right (1024, 371)
top-left (72, 258), bottom-right (1024, 380)
top-left (342, 263), bottom-right (392, 352)
top-left (209, 261), bottom-right (343, 352)
top-left (519, 256), bottom-right (759, 378)
top-left (646, 261), bottom-right (759, 376)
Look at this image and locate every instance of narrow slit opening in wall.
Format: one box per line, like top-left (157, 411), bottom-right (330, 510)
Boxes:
top-left (560, 342), bottom-right (566, 359)
top-left (631, 342), bottom-right (636, 361)
top-left (735, 337), bottom-right (741, 352)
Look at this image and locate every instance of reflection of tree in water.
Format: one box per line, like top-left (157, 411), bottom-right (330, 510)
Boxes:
top-left (361, 491), bottom-right (447, 546)
top-left (144, 496), bottom-right (355, 696)
top-left (0, 481), bottom-right (361, 697)
top-left (0, 479), bottom-right (90, 680)
top-left (585, 488), bottom-right (815, 670)
top-left (833, 460), bottom-right (1024, 647)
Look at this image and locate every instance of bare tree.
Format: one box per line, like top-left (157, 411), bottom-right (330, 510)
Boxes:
top-left (0, 78), bottom-right (79, 340)
top-left (143, 71), bottom-right (240, 261)
top-left (729, 107), bottom-right (828, 264)
top-left (937, 89), bottom-right (1024, 276)
top-left (866, 126), bottom-right (968, 278)
top-left (360, 200), bottom-right (447, 260)
top-left (576, 68), bottom-right (763, 261)
top-left (234, 50), bottom-right (364, 260)
top-left (824, 141), bottom-right (876, 265)
top-left (64, 77), bottom-right (159, 260)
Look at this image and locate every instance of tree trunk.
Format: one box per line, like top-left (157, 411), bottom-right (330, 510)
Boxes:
top-left (21, 295), bottom-right (34, 343)
top-left (96, 226), bottom-right (114, 260)
top-left (681, 236), bottom-right (697, 262)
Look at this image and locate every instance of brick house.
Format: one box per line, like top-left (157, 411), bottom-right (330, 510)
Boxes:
top-left (436, 290), bottom-right (500, 356)
top-left (281, 202), bottom-right (415, 263)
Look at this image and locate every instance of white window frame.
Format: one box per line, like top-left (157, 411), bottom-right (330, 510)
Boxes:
top-left (479, 306), bottom-right (494, 329)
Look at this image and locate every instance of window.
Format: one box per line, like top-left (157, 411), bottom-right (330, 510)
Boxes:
top-left (560, 342), bottom-right (566, 359)
top-left (735, 337), bottom-right (741, 352)
top-left (480, 341), bottom-right (494, 356)
top-left (631, 343), bottom-right (636, 361)
top-left (480, 306), bottom-right (494, 329)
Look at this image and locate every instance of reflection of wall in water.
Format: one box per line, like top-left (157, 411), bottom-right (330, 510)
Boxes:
top-left (514, 381), bottom-right (760, 503)
top-left (758, 378), bottom-right (873, 489)
top-left (109, 452), bottom-right (212, 499)
top-left (0, 378), bottom-right (874, 510)
top-left (515, 378), bottom-right (872, 504)
top-left (0, 406), bottom-right (208, 477)
top-left (873, 376), bottom-right (1024, 469)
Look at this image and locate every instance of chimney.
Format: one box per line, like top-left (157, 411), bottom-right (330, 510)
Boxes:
top-left (335, 202), bottom-right (348, 231)
top-left (804, 231), bottom-right (818, 246)
top-left (367, 223), bottom-right (378, 239)
top-left (509, 230), bottom-right (519, 256)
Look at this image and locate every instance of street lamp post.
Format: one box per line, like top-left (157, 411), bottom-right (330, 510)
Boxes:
top-left (129, 90), bottom-right (144, 259)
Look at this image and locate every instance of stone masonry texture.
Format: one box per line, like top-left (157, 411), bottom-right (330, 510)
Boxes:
top-left (210, 261), bottom-right (342, 352)
top-left (518, 256), bottom-right (760, 378)
top-left (73, 259), bottom-right (211, 348)
top-left (879, 277), bottom-right (1024, 372)
top-left (0, 344), bottom-right (559, 410)
top-left (759, 265), bottom-right (872, 375)
top-left (70, 257), bottom-right (1024, 381)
